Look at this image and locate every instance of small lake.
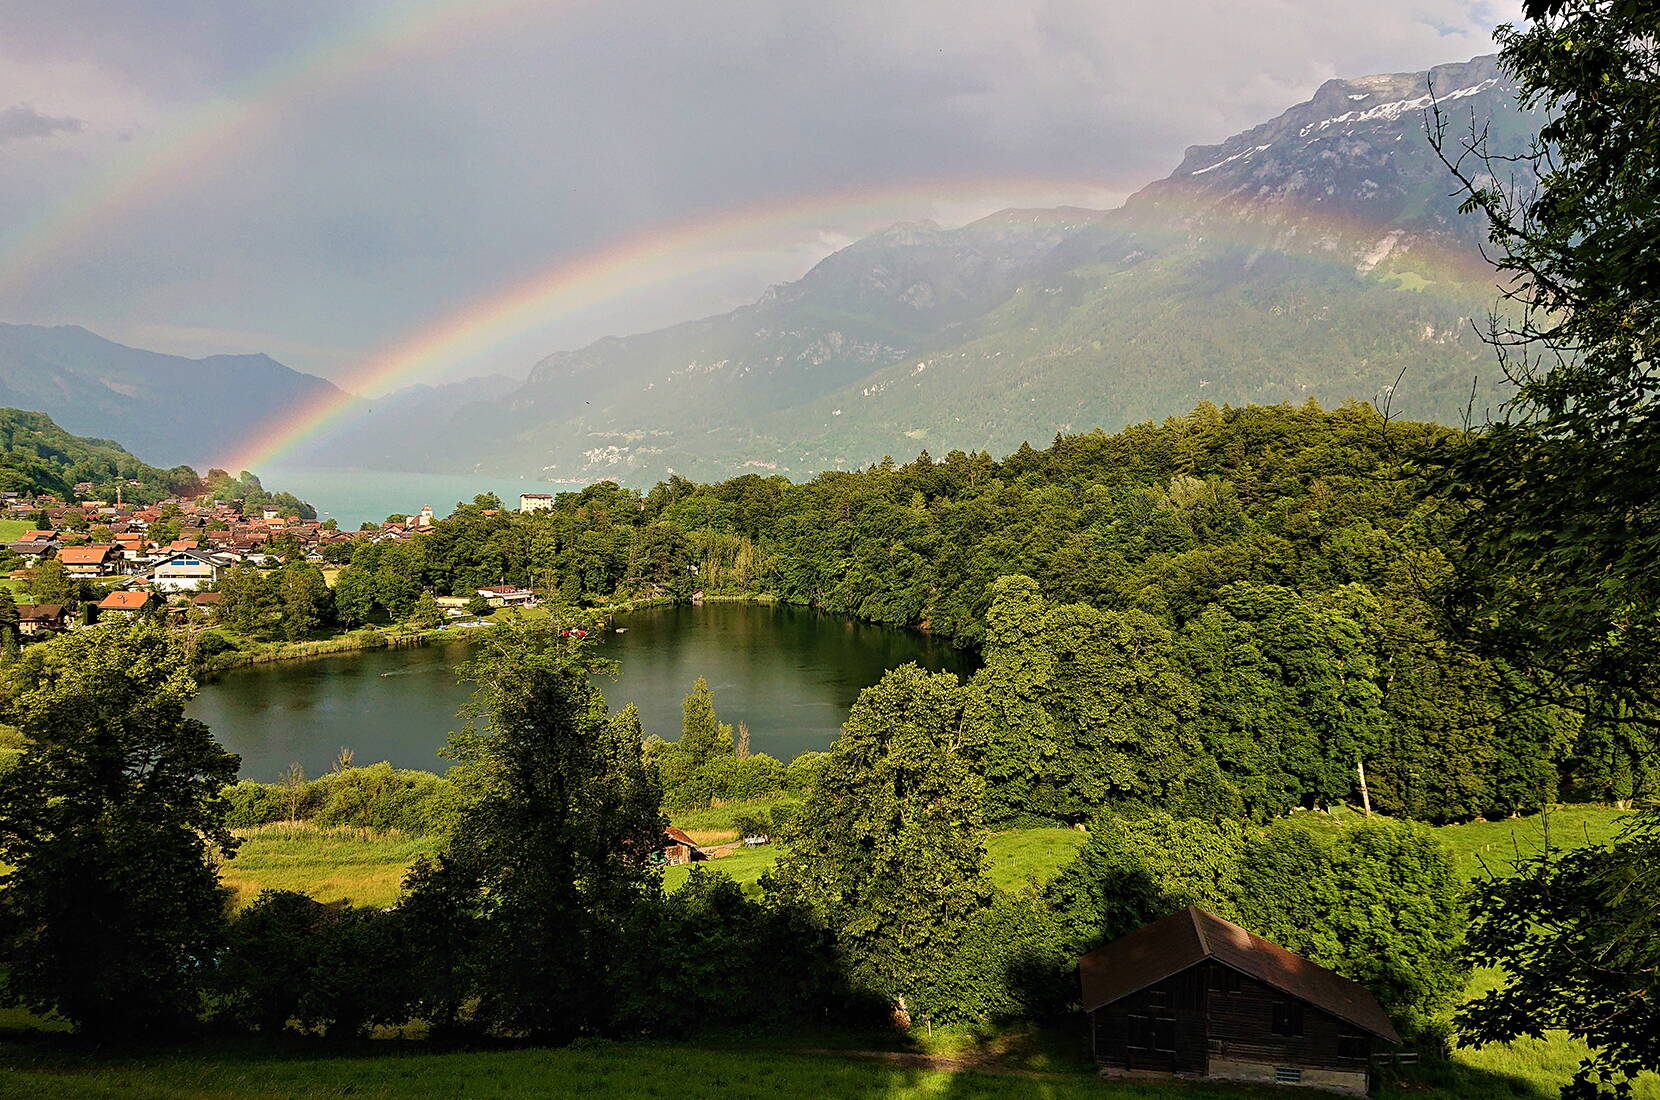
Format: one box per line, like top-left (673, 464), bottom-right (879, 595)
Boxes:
top-left (190, 602), bottom-right (978, 781)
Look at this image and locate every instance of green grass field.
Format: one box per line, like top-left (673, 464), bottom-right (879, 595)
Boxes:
top-left (0, 519), bottom-right (29, 544)
top-left (219, 824), bottom-right (442, 908)
top-left (1432, 804), bottom-right (1638, 883)
top-left (986, 827), bottom-right (1088, 892)
top-left (0, 1037), bottom-right (1290, 1100)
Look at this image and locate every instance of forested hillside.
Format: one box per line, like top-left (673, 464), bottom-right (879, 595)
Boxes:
top-left (0, 407), bottom-right (201, 502)
top-left (331, 401), bottom-right (1655, 822)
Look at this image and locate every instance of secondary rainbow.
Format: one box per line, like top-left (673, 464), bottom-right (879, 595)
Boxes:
top-left (0, 0), bottom-right (596, 297)
top-left (225, 177), bottom-right (1501, 475)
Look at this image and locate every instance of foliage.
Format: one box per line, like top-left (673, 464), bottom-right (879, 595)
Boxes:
top-left (613, 869), bottom-right (849, 1033)
top-left (1459, 809), bottom-right (1660, 1099)
top-left (215, 890), bottom-right (415, 1037)
top-left (0, 407), bottom-right (202, 503)
top-left (768, 663), bottom-right (992, 1020)
top-left (1043, 810), bottom-right (1464, 1029)
top-left (223, 761), bottom-right (462, 834)
top-left (0, 620), bottom-right (240, 1036)
top-left (1435, 0), bottom-right (1660, 738)
top-left (401, 620), bottom-right (664, 1040)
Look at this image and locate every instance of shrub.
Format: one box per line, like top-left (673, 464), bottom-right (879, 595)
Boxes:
top-left (729, 753), bottom-right (785, 801)
top-left (217, 889), bottom-right (416, 1037)
top-left (784, 750), bottom-right (829, 792)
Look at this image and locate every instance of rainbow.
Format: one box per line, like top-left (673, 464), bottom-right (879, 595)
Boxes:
top-left (224, 177), bottom-right (1503, 475)
top-left (220, 175), bottom-right (1121, 472)
top-left (0, 0), bottom-right (596, 298)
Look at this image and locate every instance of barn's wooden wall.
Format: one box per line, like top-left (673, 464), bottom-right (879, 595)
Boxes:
top-left (1090, 962), bottom-right (1373, 1076)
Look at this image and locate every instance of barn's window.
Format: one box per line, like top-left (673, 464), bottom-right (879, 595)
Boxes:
top-left (1338, 1031), bottom-right (1368, 1058)
top-left (1275, 1067), bottom-right (1303, 1083)
top-left (1127, 1014), bottom-right (1149, 1050)
top-left (1147, 989), bottom-right (1169, 1009)
top-left (1151, 1017), bottom-right (1177, 1053)
top-left (1271, 1002), bottom-right (1305, 1036)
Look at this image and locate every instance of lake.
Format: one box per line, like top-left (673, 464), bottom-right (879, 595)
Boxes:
top-left (257, 464), bottom-right (579, 529)
top-left (190, 602), bottom-right (978, 781)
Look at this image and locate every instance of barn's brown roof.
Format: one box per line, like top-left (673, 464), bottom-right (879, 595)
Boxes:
top-left (1078, 906), bottom-right (1401, 1044)
top-left (664, 826), bottom-right (699, 848)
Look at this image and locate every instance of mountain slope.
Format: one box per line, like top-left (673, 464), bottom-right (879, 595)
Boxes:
top-left (343, 52), bottom-right (1520, 481)
top-left (0, 407), bottom-right (198, 500)
top-left (318, 53), bottom-right (1527, 482)
top-left (0, 324), bottom-right (345, 469)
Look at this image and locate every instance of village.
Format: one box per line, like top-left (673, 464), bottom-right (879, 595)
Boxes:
top-left (1, 489), bottom-right (542, 640)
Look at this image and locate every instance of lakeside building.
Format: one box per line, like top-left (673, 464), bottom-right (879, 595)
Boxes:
top-left (519, 492), bottom-right (556, 513)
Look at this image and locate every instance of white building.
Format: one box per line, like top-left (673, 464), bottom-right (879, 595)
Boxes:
top-left (152, 551), bottom-right (223, 593)
top-left (519, 492), bottom-right (556, 513)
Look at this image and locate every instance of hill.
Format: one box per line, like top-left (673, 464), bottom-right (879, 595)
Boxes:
top-left (0, 323), bottom-right (345, 469)
top-left (0, 407), bottom-right (200, 502)
top-left (295, 55), bottom-right (1534, 482)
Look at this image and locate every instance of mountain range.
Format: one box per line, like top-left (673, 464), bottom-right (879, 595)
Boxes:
top-left (1, 55), bottom-right (1532, 482)
top-left (0, 324), bottom-right (343, 470)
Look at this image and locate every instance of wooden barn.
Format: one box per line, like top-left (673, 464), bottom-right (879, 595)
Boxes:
top-left (1079, 907), bottom-right (1400, 1096)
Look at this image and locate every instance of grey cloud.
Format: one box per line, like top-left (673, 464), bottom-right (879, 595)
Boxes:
top-left (0, 103), bottom-right (82, 142)
top-left (0, 0), bottom-right (1516, 384)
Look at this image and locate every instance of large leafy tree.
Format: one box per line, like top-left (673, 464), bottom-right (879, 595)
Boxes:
top-left (1434, 1), bottom-right (1660, 1091)
top-left (1436, 0), bottom-right (1660, 731)
top-left (767, 663), bottom-right (991, 1019)
top-left (402, 619), bottom-right (663, 1041)
top-left (0, 620), bottom-right (240, 1036)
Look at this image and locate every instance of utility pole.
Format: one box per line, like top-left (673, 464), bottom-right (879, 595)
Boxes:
top-left (1357, 755), bottom-right (1372, 818)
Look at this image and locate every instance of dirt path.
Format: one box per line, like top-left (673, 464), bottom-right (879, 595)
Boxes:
top-left (787, 1047), bottom-right (1087, 1081)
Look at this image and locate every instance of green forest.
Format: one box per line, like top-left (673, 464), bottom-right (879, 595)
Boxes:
top-left (319, 400), bottom-right (1652, 822)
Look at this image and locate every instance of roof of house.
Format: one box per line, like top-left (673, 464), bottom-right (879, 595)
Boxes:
top-left (190, 591), bottom-right (223, 605)
top-left (1077, 906), bottom-right (1401, 1044)
top-left (59, 544), bottom-right (117, 564)
top-left (99, 591), bottom-right (153, 611)
top-left (17, 603), bottom-right (66, 622)
top-left (20, 530), bottom-right (58, 542)
top-left (664, 826), bottom-right (700, 848)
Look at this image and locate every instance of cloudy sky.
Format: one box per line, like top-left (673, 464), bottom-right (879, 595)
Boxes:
top-left (0, 0), bottom-right (1516, 396)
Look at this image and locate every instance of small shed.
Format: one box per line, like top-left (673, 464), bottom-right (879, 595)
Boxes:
top-left (662, 826), bottom-right (703, 866)
top-left (1079, 907), bottom-right (1400, 1096)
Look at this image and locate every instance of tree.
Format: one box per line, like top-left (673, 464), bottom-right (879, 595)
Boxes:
top-left (402, 620), bottom-right (663, 1040)
top-left (1432, 5), bottom-right (1660, 1090)
top-left (408, 591), bottom-right (444, 630)
top-left (332, 565), bottom-right (378, 627)
top-left (219, 563), bottom-right (273, 635)
top-left (1436, 0), bottom-right (1660, 730)
top-left (278, 562), bottom-right (332, 641)
top-left (27, 558), bottom-right (74, 607)
top-left (678, 676), bottom-right (733, 769)
top-left (1459, 811), bottom-right (1660, 1098)
top-left (767, 663), bottom-right (991, 1020)
top-left (0, 620), bottom-right (240, 1036)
